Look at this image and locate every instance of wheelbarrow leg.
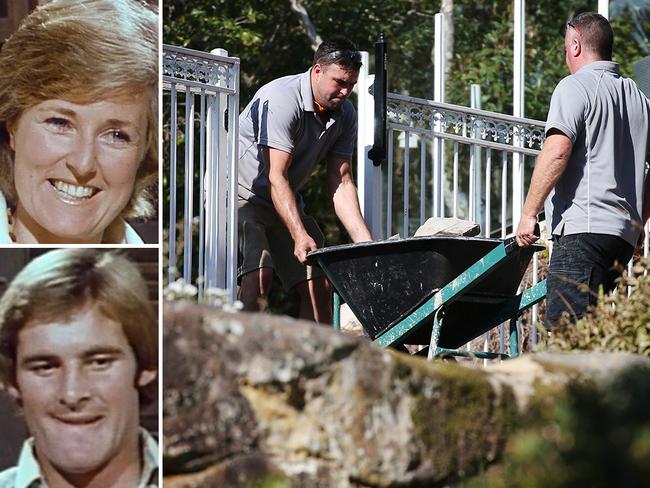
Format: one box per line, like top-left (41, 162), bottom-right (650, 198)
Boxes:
top-left (333, 291), bottom-right (341, 330)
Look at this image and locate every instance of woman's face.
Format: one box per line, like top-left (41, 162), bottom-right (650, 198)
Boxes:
top-left (9, 94), bottom-right (148, 243)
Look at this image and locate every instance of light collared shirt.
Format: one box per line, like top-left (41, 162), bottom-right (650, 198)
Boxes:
top-left (237, 68), bottom-right (357, 209)
top-left (544, 60), bottom-right (650, 246)
top-left (0, 428), bottom-right (158, 488)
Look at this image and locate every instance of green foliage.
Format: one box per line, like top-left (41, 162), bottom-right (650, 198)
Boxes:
top-left (464, 365), bottom-right (650, 487)
top-left (165, 0), bottom-right (438, 103)
top-left (540, 258), bottom-right (650, 356)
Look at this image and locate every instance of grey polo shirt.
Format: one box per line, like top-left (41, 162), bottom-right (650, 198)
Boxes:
top-left (544, 61), bottom-right (650, 246)
top-left (238, 69), bottom-right (357, 208)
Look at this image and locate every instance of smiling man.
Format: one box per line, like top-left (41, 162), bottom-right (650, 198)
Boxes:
top-left (0, 249), bottom-right (158, 488)
top-left (237, 37), bottom-right (372, 323)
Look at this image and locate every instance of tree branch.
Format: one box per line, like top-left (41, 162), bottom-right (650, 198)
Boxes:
top-left (289, 0), bottom-right (322, 52)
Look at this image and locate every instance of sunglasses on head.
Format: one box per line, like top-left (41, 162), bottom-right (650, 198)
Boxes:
top-left (319, 50), bottom-right (362, 64)
top-left (566, 21), bottom-right (580, 35)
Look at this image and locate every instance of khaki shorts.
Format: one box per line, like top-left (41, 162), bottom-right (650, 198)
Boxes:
top-left (238, 198), bottom-right (325, 291)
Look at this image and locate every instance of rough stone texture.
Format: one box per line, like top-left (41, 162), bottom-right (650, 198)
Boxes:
top-left (163, 302), bottom-right (650, 487)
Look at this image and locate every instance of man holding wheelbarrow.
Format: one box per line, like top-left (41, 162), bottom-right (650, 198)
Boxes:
top-left (516, 13), bottom-right (650, 326)
top-left (237, 37), bottom-right (372, 323)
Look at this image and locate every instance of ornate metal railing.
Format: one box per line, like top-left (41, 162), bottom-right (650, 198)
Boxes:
top-left (387, 93), bottom-right (546, 155)
top-left (379, 92), bottom-right (546, 240)
top-left (163, 45), bottom-right (238, 95)
top-left (357, 68), bottom-right (548, 353)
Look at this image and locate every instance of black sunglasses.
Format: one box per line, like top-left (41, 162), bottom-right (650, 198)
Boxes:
top-left (566, 21), bottom-right (579, 34)
top-left (320, 50), bottom-right (362, 64)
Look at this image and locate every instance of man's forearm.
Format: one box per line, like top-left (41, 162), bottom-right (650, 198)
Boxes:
top-left (521, 132), bottom-right (572, 218)
top-left (269, 175), bottom-right (308, 241)
top-left (332, 180), bottom-right (372, 242)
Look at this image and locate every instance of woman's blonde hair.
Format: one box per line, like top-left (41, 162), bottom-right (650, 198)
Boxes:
top-left (0, 0), bottom-right (158, 218)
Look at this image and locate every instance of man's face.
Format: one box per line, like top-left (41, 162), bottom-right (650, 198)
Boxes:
top-left (312, 63), bottom-right (359, 111)
top-left (10, 302), bottom-right (156, 478)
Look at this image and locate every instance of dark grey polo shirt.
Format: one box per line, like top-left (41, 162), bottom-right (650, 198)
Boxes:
top-left (544, 61), bottom-right (650, 246)
top-left (237, 69), bottom-right (357, 208)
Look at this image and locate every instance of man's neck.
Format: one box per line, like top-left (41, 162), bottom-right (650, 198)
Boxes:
top-left (572, 54), bottom-right (608, 74)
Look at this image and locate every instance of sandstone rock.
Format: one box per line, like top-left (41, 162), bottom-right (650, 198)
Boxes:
top-left (413, 217), bottom-right (480, 237)
top-left (163, 302), bottom-right (650, 487)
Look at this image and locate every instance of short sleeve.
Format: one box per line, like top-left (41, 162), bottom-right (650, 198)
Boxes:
top-left (545, 76), bottom-right (588, 142)
top-left (253, 93), bottom-right (299, 154)
top-left (327, 104), bottom-right (357, 160)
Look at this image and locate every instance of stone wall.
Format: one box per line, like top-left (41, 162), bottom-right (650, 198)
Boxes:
top-left (163, 302), bottom-right (650, 487)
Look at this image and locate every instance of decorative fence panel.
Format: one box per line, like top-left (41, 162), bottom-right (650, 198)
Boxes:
top-left (163, 45), bottom-right (239, 302)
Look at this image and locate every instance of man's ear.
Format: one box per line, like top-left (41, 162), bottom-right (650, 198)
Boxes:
top-left (6, 384), bottom-right (22, 406)
top-left (137, 369), bottom-right (157, 388)
top-left (571, 36), bottom-right (582, 57)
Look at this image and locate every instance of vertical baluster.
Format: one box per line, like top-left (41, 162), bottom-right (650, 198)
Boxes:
top-left (168, 84), bottom-right (178, 284)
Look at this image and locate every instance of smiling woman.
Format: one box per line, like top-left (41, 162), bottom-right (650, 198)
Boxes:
top-left (0, 0), bottom-right (158, 244)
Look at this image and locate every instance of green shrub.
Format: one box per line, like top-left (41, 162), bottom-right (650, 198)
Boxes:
top-left (540, 257), bottom-right (650, 356)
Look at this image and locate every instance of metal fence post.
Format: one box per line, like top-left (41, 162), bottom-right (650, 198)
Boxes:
top-left (433, 12), bottom-right (446, 218)
top-left (512, 0), bottom-right (525, 229)
top-left (357, 51), bottom-right (382, 239)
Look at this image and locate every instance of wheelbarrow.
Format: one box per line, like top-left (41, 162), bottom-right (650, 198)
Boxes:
top-left (308, 236), bottom-right (546, 360)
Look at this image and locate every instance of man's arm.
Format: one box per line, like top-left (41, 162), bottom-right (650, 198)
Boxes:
top-left (639, 158), bottom-right (650, 251)
top-left (327, 157), bottom-right (372, 242)
top-left (263, 146), bottom-right (317, 264)
top-left (515, 129), bottom-right (573, 247)
top-left (643, 158), bottom-right (650, 226)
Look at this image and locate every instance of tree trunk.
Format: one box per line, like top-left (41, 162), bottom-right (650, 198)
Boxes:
top-left (289, 0), bottom-right (322, 52)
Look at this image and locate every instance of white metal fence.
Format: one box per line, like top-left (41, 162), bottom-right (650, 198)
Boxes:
top-left (382, 93), bottom-right (545, 239)
top-left (163, 45), bottom-right (239, 302)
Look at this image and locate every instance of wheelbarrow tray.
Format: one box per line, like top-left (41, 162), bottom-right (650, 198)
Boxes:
top-left (309, 236), bottom-right (541, 346)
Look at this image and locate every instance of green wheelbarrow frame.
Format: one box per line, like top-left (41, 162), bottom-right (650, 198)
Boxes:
top-left (332, 237), bottom-right (546, 360)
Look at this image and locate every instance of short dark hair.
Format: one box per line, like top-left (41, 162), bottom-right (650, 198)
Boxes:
top-left (568, 12), bottom-right (613, 60)
top-left (313, 36), bottom-right (362, 71)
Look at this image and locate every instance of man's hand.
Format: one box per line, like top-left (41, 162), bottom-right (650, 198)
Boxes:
top-left (516, 214), bottom-right (539, 248)
top-left (294, 232), bottom-right (318, 264)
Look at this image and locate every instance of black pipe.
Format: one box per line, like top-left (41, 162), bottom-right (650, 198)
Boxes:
top-left (368, 33), bottom-right (387, 167)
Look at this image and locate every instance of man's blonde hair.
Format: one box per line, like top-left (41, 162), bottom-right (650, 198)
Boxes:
top-left (0, 0), bottom-right (158, 218)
